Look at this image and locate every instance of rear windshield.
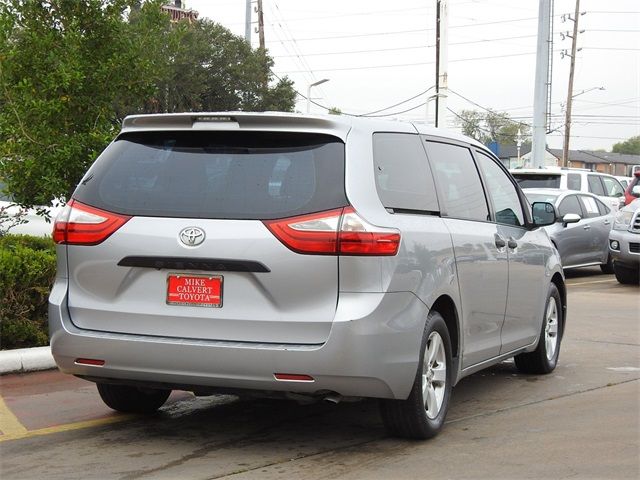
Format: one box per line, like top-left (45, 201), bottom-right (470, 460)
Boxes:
top-left (512, 173), bottom-right (561, 189)
top-left (73, 131), bottom-right (347, 220)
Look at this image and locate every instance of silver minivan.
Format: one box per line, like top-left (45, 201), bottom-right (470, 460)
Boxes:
top-left (49, 113), bottom-right (566, 439)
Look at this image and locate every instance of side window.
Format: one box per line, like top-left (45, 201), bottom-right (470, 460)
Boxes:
top-left (587, 175), bottom-right (605, 196)
top-left (580, 195), bottom-right (601, 218)
top-left (475, 151), bottom-right (525, 227)
top-left (423, 141), bottom-right (489, 221)
top-left (566, 173), bottom-right (581, 191)
top-left (596, 198), bottom-right (611, 216)
top-left (601, 176), bottom-right (624, 197)
top-left (373, 133), bottom-right (439, 212)
top-left (558, 195), bottom-right (583, 217)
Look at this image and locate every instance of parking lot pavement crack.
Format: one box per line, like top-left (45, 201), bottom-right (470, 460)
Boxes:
top-left (204, 437), bottom-right (387, 480)
top-left (205, 379), bottom-right (640, 480)
top-left (118, 406), bottom-right (369, 480)
top-left (445, 377), bottom-right (640, 426)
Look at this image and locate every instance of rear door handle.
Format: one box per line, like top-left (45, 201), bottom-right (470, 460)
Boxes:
top-left (507, 238), bottom-right (518, 249)
top-left (583, 225), bottom-right (591, 230)
top-left (603, 220), bottom-right (611, 225)
top-left (494, 234), bottom-right (506, 249)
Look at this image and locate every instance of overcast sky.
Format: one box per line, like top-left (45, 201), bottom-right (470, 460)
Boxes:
top-left (187, 0), bottom-right (639, 152)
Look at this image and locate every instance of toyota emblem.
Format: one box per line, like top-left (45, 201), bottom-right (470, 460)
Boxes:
top-left (179, 227), bottom-right (205, 247)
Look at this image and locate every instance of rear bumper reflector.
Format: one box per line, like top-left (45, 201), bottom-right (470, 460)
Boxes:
top-left (274, 373), bottom-right (315, 382)
top-left (75, 358), bottom-right (105, 366)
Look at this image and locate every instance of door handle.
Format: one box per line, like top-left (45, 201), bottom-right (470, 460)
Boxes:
top-left (583, 225), bottom-right (591, 230)
top-left (507, 238), bottom-right (518, 249)
top-left (603, 220), bottom-right (611, 225)
top-left (494, 234), bottom-right (506, 249)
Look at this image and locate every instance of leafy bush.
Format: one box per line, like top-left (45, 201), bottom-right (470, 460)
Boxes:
top-left (0, 234), bottom-right (56, 349)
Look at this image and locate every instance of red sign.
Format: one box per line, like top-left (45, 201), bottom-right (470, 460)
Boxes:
top-left (166, 274), bottom-right (222, 308)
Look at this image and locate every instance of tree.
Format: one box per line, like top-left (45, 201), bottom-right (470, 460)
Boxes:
top-left (327, 107), bottom-right (342, 115)
top-left (455, 109), bottom-right (530, 146)
top-left (0, 0), bottom-right (296, 207)
top-left (612, 136), bottom-right (640, 155)
top-left (0, 0), bottom-right (169, 205)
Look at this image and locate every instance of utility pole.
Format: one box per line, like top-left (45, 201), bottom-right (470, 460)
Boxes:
top-left (256, 0), bottom-right (265, 50)
top-left (531, 0), bottom-right (552, 168)
top-left (434, 0), bottom-right (448, 128)
top-left (562, 0), bottom-right (581, 168)
top-left (244, 0), bottom-right (251, 44)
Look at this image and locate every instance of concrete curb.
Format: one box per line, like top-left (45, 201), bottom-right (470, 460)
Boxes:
top-left (0, 346), bottom-right (56, 375)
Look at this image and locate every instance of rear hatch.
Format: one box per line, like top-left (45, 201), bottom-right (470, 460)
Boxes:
top-left (63, 130), bottom-right (347, 344)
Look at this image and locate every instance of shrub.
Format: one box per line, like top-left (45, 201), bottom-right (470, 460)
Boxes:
top-left (0, 235), bottom-right (56, 349)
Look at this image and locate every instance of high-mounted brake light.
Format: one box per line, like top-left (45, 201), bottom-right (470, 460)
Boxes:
top-left (264, 207), bottom-right (400, 256)
top-left (53, 200), bottom-right (131, 245)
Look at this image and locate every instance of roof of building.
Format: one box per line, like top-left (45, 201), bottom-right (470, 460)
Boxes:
top-left (548, 149), bottom-right (640, 165)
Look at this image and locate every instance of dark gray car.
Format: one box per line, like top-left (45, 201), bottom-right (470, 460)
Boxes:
top-left (524, 188), bottom-right (615, 272)
top-left (49, 113), bottom-right (565, 439)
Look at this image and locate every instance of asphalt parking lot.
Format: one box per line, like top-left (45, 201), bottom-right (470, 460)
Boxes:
top-left (1, 267), bottom-right (638, 480)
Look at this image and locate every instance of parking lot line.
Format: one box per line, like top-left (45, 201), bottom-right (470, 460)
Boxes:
top-left (0, 412), bottom-right (134, 443)
top-left (0, 396), bottom-right (28, 437)
top-left (566, 278), bottom-right (618, 286)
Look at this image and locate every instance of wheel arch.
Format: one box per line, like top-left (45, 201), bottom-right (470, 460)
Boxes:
top-left (550, 273), bottom-right (567, 337)
top-left (430, 295), bottom-right (460, 374)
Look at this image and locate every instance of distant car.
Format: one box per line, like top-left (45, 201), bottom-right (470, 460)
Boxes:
top-left (524, 188), bottom-right (614, 272)
top-left (622, 171), bottom-right (640, 206)
top-left (0, 181), bottom-right (61, 237)
top-left (609, 198), bottom-right (640, 285)
top-left (511, 168), bottom-right (625, 212)
top-left (615, 176), bottom-right (633, 190)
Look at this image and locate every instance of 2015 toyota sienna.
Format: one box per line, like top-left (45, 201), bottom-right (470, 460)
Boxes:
top-left (49, 112), bottom-right (566, 439)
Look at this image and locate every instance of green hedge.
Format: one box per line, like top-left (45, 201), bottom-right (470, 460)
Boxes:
top-left (0, 234), bottom-right (56, 349)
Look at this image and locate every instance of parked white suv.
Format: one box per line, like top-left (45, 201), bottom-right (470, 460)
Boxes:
top-left (510, 168), bottom-right (625, 212)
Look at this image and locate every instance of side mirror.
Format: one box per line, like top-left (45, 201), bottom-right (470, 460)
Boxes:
top-left (632, 185), bottom-right (640, 196)
top-left (561, 213), bottom-right (581, 227)
top-left (531, 201), bottom-right (557, 227)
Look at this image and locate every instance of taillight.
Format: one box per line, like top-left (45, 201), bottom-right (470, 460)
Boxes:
top-left (53, 200), bottom-right (131, 245)
top-left (264, 207), bottom-right (400, 256)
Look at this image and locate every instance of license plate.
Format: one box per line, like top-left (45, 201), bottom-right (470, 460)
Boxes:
top-left (166, 274), bottom-right (223, 308)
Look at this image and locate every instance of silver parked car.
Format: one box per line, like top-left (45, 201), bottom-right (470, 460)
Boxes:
top-left (609, 198), bottom-right (640, 284)
top-left (50, 113), bottom-right (565, 439)
top-left (524, 188), bottom-right (615, 272)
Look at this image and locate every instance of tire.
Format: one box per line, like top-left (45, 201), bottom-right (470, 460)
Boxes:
top-left (515, 283), bottom-right (563, 374)
top-left (379, 311), bottom-right (453, 439)
top-left (600, 254), bottom-right (614, 274)
top-left (613, 262), bottom-right (640, 285)
top-left (97, 383), bottom-right (171, 413)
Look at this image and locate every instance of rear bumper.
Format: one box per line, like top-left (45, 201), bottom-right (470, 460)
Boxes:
top-left (49, 279), bottom-right (427, 400)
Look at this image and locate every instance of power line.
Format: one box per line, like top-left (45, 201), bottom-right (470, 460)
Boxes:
top-left (278, 50), bottom-right (552, 74)
top-left (583, 47), bottom-right (640, 51)
top-left (365, 102), bottom-right (429, 118)
top-left (360, 87), bottom-right (435, 116)
top-left (266, 17), bottom-right (545, 44)
top-left (448, 89), bottom-right (532, 127)
top-left (273, 35), bottom-right (538, 58)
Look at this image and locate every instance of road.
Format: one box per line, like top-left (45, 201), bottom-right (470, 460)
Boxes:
top-left (1, 267), bottom-right (638, 479)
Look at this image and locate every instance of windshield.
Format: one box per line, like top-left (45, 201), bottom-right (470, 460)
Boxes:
top-left (524, 192), bottom-right (560, 205)
top-left (512, 174), bottom-right (561, 189)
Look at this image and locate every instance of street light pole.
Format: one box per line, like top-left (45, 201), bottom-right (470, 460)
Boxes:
top-left (306, 79), bottom-right (329, 114)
